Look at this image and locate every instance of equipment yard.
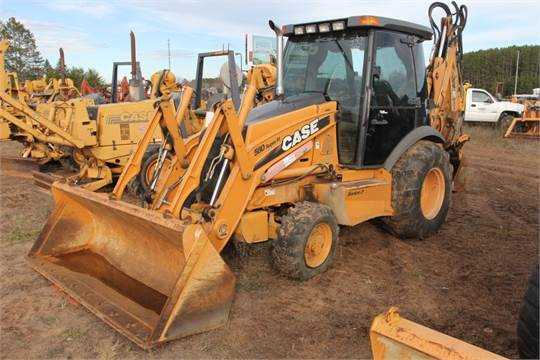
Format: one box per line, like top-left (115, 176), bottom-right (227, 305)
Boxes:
top-left (1, 127), bottom-right (537, 359)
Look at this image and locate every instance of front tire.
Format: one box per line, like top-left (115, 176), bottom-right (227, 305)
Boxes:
top-left (497, 113), bottom-right (514, 129)
top-left (271, 202), bottom-right (339, 280)
top-left (382, 140), bottom-right (452, 239)
top-left (130, 144), bottom-right (172, 198)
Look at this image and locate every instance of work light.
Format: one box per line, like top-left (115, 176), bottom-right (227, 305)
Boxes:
top-left (318, 23), bottom-right (331, 33)
top-left (332, 21), bottom-right (345, 31)
top-left (305, 24), bottom-right (317, 34)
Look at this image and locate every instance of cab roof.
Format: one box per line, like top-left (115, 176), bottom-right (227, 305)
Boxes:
top-left (283, 16), bottom-right (432, 40)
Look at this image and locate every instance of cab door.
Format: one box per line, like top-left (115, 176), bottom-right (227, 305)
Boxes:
top-left (361, 30), bottom-right (425, 166)
top-left (469, 90), bottom-right (496, 122)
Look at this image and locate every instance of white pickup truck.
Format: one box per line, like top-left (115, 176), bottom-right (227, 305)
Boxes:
top-left (464, 88), bottom-right (524, 124)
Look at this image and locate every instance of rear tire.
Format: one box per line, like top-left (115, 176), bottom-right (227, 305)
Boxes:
top-left (271, 202), bottom-right (339, 281)
top-left (517, 266), bottom-right (539, 360)
top-left (382, 140), bottom-right (452, 239)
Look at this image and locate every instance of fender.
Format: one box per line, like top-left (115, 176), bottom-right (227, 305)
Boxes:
top-left (383, 126), bottom-right (444, 171)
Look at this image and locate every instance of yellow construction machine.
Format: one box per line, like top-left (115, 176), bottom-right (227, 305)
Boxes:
top-left (1, 36), bottom-right (252, 191)
top-left (29, 1), bottom-right (468, 349)
top-left (0, 35), bottom-right (189, 190)
top-left (0, 43), bottom-right (79, 139)
top-left (504, 92), bottom-right (540, 139)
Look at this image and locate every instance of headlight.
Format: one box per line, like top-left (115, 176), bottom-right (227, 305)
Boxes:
top-left (332, 21), bottom-right (345, 31)
top-left (318, 23), bottom-right (330, 33)
top-left (305, 24), bottom-right (317, 34)
top-left (294, 26), bottom-right (305, 35)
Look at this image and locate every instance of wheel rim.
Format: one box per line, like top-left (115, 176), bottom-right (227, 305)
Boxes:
top-left (304, 223), bottom-right (333, 268)
top-left (420, 167), bottom-right (445, 220)
top-left (145, 158), bottom-right (171, 188)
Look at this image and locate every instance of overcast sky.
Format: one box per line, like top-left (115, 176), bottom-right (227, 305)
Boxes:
top-left (1, 0), bottom-right (538, 81)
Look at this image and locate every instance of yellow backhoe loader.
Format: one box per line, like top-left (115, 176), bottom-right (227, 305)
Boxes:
top-left (0, 34), bottom-right (193, 191)
top-left (29, 1), bottom-right (468, 349)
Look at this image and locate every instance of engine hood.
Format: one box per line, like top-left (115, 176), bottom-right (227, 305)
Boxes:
top-left (246, 93), bottom-right (327, 125)
top-left (496, 101), bottom-right (524, 113)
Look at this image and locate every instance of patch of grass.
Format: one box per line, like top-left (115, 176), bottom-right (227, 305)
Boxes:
top-left (40, 315), bottom-right (58, 326)
top-left (412, 268), bottom-right (426, 280)
top-left (4, 225), bottom-right (41, 244)
top-left (2, 214), bottom-right (42, 244)
top-left (46, 345), bottom-right (65, 358)
top-left (96, 339), bottom-right (121, 360)
top-left (62, 327), bottom-right (85, 342)
top-left (464, 124), bottom-right (539, 155)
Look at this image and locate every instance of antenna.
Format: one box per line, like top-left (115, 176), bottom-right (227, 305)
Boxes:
top-left (167, 38), bottom-right (171, 70)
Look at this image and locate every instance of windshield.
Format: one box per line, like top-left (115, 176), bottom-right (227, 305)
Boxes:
top-left (283, 32), bottom-right (368, 164)
top-left (283, 32), bottom-right (367, 98)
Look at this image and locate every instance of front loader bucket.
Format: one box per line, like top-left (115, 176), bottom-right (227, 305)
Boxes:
top-left (28, 182), bottom-right (235, 348)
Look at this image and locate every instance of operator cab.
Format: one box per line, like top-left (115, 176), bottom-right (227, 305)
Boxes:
top-left (279, 16), bottom-right (432, 167)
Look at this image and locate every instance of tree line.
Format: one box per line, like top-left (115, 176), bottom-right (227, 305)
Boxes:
top-left (462, 45), bottom-right (539, 97)
top-left (0, 17), bottom-right (106, 89)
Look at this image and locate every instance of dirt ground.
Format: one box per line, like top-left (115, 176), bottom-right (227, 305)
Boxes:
top-left (0, 128), bottom-right (538, 359)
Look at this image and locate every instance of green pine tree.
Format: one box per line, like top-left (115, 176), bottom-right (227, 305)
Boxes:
top-left (463, 45), bottom-right (540, 97)
top-left (0, 17), bottom-right (44, 80)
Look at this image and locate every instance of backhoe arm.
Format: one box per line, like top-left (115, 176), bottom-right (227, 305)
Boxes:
top-left (0, 91), bottom-right (85, 148)
top-left (426, 1), bottom-right (468, 148)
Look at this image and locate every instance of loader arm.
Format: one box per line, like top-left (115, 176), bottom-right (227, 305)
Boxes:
top-left (111, 86), bottom-right (194, 199)
top-left (151, 64), bottom-right (276, 213)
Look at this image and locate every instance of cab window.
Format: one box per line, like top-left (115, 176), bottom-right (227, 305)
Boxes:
top-left (283, 32), bottom-right (368, 164)
top-left (472, 91), bottom-right (493, 103)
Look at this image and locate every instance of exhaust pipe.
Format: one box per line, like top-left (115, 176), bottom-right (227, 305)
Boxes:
top-left (130, 31), bottom-right (137, 79)
top-left (129, 31), bottom-right (145, 101)
top-left (269, 20), bottom-right (284, 97)
top-left (59, 48), bottom-right (66, 83)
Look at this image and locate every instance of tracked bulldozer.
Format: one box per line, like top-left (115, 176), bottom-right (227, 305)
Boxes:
top-left (29, 1), bottom-right (468, 348)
